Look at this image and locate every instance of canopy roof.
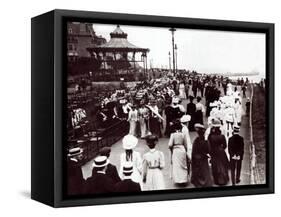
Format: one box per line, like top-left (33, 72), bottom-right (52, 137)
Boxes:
top-left (87, 25), bottom-right (149, 53)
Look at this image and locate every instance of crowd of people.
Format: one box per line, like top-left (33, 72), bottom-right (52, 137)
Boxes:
top-left (67, 71), bottom-right (250, 195)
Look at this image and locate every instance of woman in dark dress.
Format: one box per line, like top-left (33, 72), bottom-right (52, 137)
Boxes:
top-left (208, 120), bottom-right (229, 185)
top-left (191, 124), bottom-right (212, 187)
top-left (186, 96), bottom-right (196, 131)
top-left (194, 96), bottom-right (204, 125)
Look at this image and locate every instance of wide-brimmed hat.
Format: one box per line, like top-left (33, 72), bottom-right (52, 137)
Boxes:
top-left (122, 134), bottom-right (138, 150)
top-left (212, 119), bottom-right (221, 127)
top-left (122, 162), bottom-right (134, 175)
top-left (119, 99), bottom-right (127, 104)
top-left (233, 125), bottom-right (240, 134)
top-left (92, 156), bottom-right (109, 168)
top-left (172, 97), bottom-right (179, 104)
top-left (68, 147), bottom-right (83, 157)
top-left (180, 115), bottom-right (191, 123)
top-left (194, 123), bottom-right (205, 129)
top-left (210, 101), bottom-right (218, 107)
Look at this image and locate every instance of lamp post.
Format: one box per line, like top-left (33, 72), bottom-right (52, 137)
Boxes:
top-left (175, 44), bottom-right (178, 73)
top-left (168, 51), bottom-right (171, 71)
top-left (169, 27), bottom-right (176, 75)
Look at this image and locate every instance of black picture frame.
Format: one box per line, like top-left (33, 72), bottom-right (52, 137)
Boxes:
top-left (31, 9), bottom-right (274, 207)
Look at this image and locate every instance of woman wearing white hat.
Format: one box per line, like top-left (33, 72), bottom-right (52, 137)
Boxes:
top-left (180, 115), bottom-right (192, 159)
top-left (119, 135), bottom-right (143, 188)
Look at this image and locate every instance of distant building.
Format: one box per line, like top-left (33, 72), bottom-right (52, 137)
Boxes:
top-left (67, 22), bottom-right (106, 61)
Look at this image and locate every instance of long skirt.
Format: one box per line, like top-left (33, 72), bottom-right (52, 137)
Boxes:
top-left (172, 146), bottom-right (189, 184)
top-left (149, 117), bottom-right (161, 137)
top-left (191, 156), bottom-right (212, 187)
top-left (144, 168), bottom-right (165, 191)
top-left (139, 118), bottom-right (148, 138)
top-left (179, 88), bottom-right (187, 99)
top-left (129, 120), bottom-right (137, 136)
top-left (211, 151), bottom-right (229, 185)
top-left (194, 111), bottom-right (204, 125)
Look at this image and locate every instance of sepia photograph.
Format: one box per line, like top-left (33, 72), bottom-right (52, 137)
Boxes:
top-left (65, 21), bottom-right (267, 197)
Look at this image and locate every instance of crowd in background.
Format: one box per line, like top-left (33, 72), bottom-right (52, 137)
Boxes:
top-left (67, 70), bottom-right (254, 195)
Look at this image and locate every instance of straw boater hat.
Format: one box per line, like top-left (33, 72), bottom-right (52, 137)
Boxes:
top-left (122, 162), bottom-right (134, 175)
top-left (233, 125), bottom-right (240, 134)
top-left (180, 115), bottom-right (191, 123)
top-left (68, 147), bottom-right (83, 157)
top-left (194, 123), bottom-right (205, 129)
top-left (122, 134), bottom-right (138, 150)
top-left (212, 119), bottom-right (221, 127)
top-left (92, 156), bottom-right (109, 168)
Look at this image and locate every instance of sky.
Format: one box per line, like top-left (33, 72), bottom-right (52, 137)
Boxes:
top-left (92, 23), bottom-right (266, 78)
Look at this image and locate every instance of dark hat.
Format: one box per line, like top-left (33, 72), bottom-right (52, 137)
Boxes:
top-left (99, 147), bottom-right (111, 157)
top-left (145, 134), bottom-right (158, 144)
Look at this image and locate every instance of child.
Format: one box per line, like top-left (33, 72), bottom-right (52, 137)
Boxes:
top-left (143, 135), bottom-right (165, 190)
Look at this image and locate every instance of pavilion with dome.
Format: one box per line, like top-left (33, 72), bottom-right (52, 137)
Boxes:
top-left (87, 25), bottom-right (150, 82)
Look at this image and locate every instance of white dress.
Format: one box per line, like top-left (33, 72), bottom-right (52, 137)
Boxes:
top-left (179, 83), bottom-right (187, 99)
top-left (128, 109), bottom-right (138, 136)
top-left (233, 102), bottom-right (243, 124)
top-left (138, 107), bottom-right (149, 138)
top-left (181, 125), bottom-right (192, 159)
top-left (119, 151), bottom-right (143, 187)
top-left (168, 132), bottom-right (189, 184)
top-left (143, 149), bottom-right (165, 190)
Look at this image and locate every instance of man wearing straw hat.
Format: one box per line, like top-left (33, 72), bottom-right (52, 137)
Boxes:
top-left (99, 147), bottom-right (121, 184)
top-left (67, 147), bottom-right (85, 195)
top-left (85, 156), bottom-right (115, 194)
top-left (115, 162), bottom-right (141, 193)
top-left (228, 125), bottom-right (245, 185)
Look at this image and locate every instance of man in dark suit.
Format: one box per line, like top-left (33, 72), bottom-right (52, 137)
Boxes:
top-left (228, 126), bottom-right (245, 185)
top-left (67, 147), bottom-right (85, 195)
top-left (85, 156), bottom-right (115, 194)
top-left (99, 147), bottom-right (121, 184)
top-left (115, 162), bottom-right (141, 193)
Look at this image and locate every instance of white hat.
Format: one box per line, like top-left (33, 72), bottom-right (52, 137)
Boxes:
top-left (119, 99), bottom-right (127, 104)
top-left (180, 115), bottom-right (191, 123)
top-left (122, 134), bottom-right (138, 150)
top-left (233, 125), bottom-right (240, 134)
top-left (92, 156), bottom-right (109, 168)
top-left (194, 123), bottom-right (205, 129)
top-left (122, 162), bottom-right (134, 175)
top-left (172, 97), bottom-right (179, 104)
top-left (210, 101), bottom-right (218, 107)
top-left (68, 147), bottom-right (83, 157)
top-left (212, 119), bottom-right (221, 127)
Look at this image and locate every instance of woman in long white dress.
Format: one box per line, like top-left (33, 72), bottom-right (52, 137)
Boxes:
top-left (180, 115), bottom-right (192, 159)
top-left (119, 135), bottom-right (143, 188)
top-left (233, 98), bottom-right (243, 126)
top-left (138, 103), bottom-right (149, 138)
top-left (127, 105), bottom-right (138, 136)
top-left (168, 121), bottom-right (189, 186)
top-left (179, 82), bottom-right (187, 99)
top-left (143, 135), bottom-right (165, 190)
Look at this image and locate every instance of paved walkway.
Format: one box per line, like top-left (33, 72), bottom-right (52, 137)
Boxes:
top-left (82, 86), bottom-right (251, 189)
